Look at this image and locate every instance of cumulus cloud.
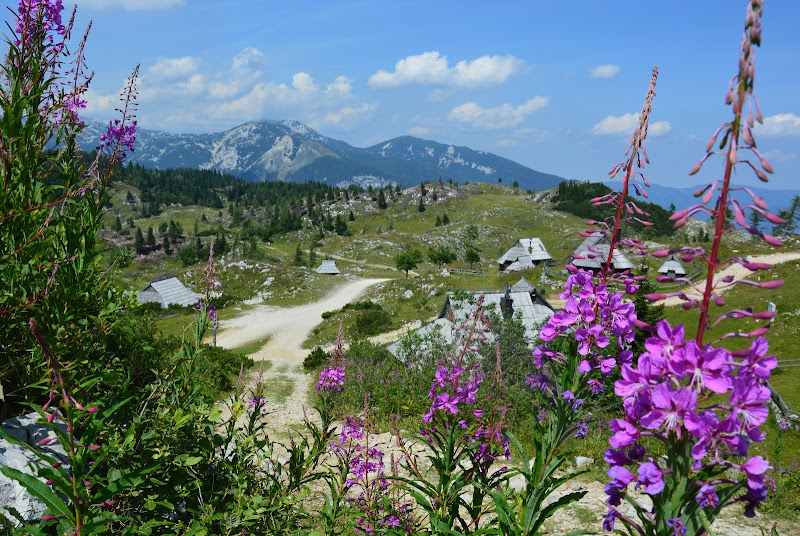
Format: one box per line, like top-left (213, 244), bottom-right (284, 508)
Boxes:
top-left (369, 51), bottom-right (524, 88)
top-left (326, 75), bottom-right (353, 96)
top-left (592, 113), bottom-right (671, 136)
top-left (147, 56), bottom-right (200, 81)
top-left (589, 64), bottom-right (622, 79)
top-left (448, 97), bottom-right (548, 129)
top-left (409, 126), bottom-right (431, 136)
top-left (232, 47), bottom-right (265, 72)
top-left (316, 103), bottom-right (376, 129)
top-left (76, 0), bottom-right (186, 11)
top-left (755, 113), bottom-right (800, 136)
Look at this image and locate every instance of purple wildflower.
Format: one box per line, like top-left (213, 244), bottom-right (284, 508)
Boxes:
top-left (637, 462), bottom-right (665, 495)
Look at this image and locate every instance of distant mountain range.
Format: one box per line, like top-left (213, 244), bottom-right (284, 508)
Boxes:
top-left (605, 181), bottom-right (800, 216)
top-left (78, 119), bottom-right (565, 191)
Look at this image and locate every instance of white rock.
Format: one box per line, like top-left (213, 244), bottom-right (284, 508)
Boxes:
top-left (574, 456), bottom-right (594, 471)
top-left (402, 290), bottom-right (413, 299)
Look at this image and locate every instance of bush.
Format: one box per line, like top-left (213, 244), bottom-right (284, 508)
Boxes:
top-left (195, 345), bottom-right (254, 394)
top-left (351, 309), bottom-right (392, 337)
top-left (342, 300), bottom-right (382, 311)
top-left (304, 346), bottom-right (328, 369)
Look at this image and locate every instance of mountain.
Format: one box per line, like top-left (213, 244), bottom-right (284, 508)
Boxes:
top-left (79, 119), bottom-right (564, 190)
top-left (605, 180), bottom-right (800, 216)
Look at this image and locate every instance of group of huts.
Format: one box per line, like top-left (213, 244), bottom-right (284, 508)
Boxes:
top-left (496, 233), bottom-right (685, 280)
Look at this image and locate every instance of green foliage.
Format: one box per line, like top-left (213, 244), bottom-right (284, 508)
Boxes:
top-left (303, 346), bottom-right (328, 369)
top-left (552, 179), bottom-right (676, 238)
top-left (351, 309), bottom-right (392, 337)
top-left (428, 245), bottom-right (457, 267)
top-left (465, 246), bottom-right (480, 268)
top-left (395, 249), bottom-right (422, 278)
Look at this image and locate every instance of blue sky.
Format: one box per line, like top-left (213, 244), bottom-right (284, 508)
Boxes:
top-left (7, 0), bottom-right (799, 188)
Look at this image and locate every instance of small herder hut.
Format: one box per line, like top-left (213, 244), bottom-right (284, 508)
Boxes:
top-left (567, 233), bottom-right (634, 273)
top-left (497, 238), bottom-right (553, 272)
top-left (386, 279), bottom-right (555, 358)
top-left (657, 254), bottom-right (686, 280)
top-left (137, 277), bottom-right (200, 308)
top-left (315, 260), bottom-right (341, 275)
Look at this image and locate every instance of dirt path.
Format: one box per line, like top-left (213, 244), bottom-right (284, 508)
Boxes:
top-left (217, 278), bottom-right (389, 362)
top-left (658, 251), bottom-right (800, 307)
top-left (216, 278), bottom-right (389, 433)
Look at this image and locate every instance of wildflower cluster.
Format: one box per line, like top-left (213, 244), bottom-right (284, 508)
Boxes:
top-left (14, 0), bottom-right (66, 47)
top-left (317, 321), bottom-right (348, 393)
top-left (531, 269), bottom-right (637, 397)
top-left (604, 320), bottom-right (775, 530)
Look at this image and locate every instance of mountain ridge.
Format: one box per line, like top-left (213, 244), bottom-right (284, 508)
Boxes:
top-left (79, 119), bottom-right (564, 191)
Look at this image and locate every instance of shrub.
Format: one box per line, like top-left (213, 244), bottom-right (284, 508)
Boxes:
top-left (304, 346), bottom-right (328, 370)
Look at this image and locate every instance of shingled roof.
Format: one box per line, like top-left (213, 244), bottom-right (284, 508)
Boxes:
top-left (569, 233), bottom-right (634, 271)
top-left (497, 238), bottom-right (552, 272)
top-left (315, 260), bottom-right (341, 274)
top-left (137, 277), bottom-right (200, 308)
top-left (657, 254), bottom-right (686, 278)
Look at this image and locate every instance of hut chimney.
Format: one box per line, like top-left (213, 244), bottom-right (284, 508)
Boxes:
top-left (500, 284), bottom-right (513, 319)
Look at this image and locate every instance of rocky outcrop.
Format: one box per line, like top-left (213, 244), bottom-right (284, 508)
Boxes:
top-left (0, 413), bottom-right (68, 525)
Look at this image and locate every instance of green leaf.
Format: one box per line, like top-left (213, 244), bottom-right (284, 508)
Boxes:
top-left (185, 456), bottom-right (203, 466)
top-left (0, 466), bottom-right (74, 523)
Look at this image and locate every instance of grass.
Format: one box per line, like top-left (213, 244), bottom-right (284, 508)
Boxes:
top-left (228, 335), bottom-right (272, 356)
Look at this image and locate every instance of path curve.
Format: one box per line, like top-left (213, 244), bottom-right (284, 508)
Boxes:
top-left (217, 277), bottom-right (390, 363)
top-left (658, 251), bottom-right (800, 307)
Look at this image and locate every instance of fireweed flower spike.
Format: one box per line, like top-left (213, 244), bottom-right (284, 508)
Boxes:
top-left (605, 5), bottom-right (779, 532)
top-left (589, 66), bottom-right (659, 286)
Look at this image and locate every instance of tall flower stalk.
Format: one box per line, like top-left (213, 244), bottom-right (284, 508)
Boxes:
top-left (591, 66), bottom-right (659, 285)
top-left (605, 2), bottom-right (781, 534)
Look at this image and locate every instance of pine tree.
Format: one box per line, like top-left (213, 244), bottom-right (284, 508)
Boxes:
top-left (420, 182), bottom-right (427, 196)
top-left (112, 215), bottom-right (123, 232)
top-left (442, 213), bottom-right (450, 225)
top-left (162, 234), bottom-right (171, 254)
top-left (146, 226), bottom-right (156, 247)
top-left (418, 197), bottom-right (426, 212)
top-left (378, 188), bottom-right (387, 209)
top-left (294, 243), bottom-right (305, 266)
top-left (435, 215), bottom-right (441, 227)
top-left (349, 210), bottom-right (355, 222)
top-left (134, 228), bottom-right (144, 254)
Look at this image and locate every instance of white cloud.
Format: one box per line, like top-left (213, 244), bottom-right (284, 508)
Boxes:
top-left (448, 97), bottom-right (548, 129)
top-left (369, 51), bottom-right (524, 88)
top-left (76, 0), bottom-right (186, 11)
top-left (232, 47), bottom-right (265, 72)
top-left (762, 148), bottom-right (797, 161)
top-left (495, 138), bottom-right (518, 147)
top-left (147, 56), bottom-right (200, 81)
top-left (316, 103), bottom-right (376, 129)
top-left (326, 75), bottom-right (353, 96)
top-left (755, 113), bottom-right (800, 136)
top-left (592, 113), bottom-right (671, 136)
top-left (588, 64), bottom-right (622, 79)
top-left (409, 126), bottom-right (431, 136)
top-left (83, 88), bottom-right (118, 116)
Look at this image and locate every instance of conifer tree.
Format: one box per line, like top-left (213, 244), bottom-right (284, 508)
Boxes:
top-left (134, 228), bottom-right (145, 254)
top-left (418, 197), bottom-right (426, 212)
top-left (162, 234), bottom-right (171, 254)
top-left (378, 188), bottom-right (387, 209)
top-left (442, 213), bottom-right (450, 225)
top-left (146, 226), bottom-right (155, 247)
top-left (349, 210), bottom-right (355, 222)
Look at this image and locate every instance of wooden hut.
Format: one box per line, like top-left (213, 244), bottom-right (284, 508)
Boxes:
top-left (657, 254), bottom-right (686, 280)
top-left (567, 233), bottom-right (634, 273)
top-left (497, 238), bottom-right (553, 272)
top-left (137, 277), bottom-right (200, 308)
top-left (315, 260), bottom-right (341, 275)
